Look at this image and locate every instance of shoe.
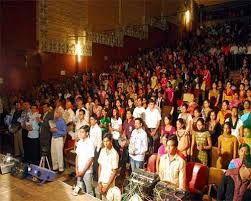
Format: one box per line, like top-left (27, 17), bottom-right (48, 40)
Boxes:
top-left (72, 186), bottom-right (80, 196)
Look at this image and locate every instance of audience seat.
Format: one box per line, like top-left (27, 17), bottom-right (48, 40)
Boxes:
top-left (146, 153), bottom-right (158, 173)
top-left (210, 147), bottom-right (218, 168)
top-left (161, 106), bottom-right (173, 117)
top-left (186, 162), bottom-right (209, 195)
top-left (202, 167), bottom-right (225, 201)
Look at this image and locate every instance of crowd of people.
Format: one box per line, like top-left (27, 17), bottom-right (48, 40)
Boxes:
top-left (1, 21), bottom-right (251, 200)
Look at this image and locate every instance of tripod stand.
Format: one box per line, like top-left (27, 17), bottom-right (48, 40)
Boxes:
top-left (39, 155), bottom-right (51, 170)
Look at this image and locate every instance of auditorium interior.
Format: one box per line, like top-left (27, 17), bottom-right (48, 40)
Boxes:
top-left (0, 0), bottom-right (251, 201)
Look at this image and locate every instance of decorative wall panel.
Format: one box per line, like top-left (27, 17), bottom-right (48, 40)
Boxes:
top-left (37, 0), bottom-right (173, 56)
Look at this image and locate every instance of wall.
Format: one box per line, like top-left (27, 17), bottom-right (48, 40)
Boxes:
top-left (40, 25), bottom-right (178, 79)
top-left (1, 1), bottom-right (179, 91)
top-left (0, 1), bottom-right (37, 92)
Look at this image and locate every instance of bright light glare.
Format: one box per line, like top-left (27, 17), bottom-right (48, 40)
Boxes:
top-left (185, 10), bottom-right (190, 24)
top-left (75, 41), bottom-right (81, 62)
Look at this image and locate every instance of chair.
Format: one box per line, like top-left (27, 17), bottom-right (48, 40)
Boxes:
top-left (202, 167), bottom-right (225, 201)
top-left (210, 147), bottom-right (218, 168)
top-left (146, 153), bottom-right (158, 173)
top-left (186, 162), bottom-right (209, 195)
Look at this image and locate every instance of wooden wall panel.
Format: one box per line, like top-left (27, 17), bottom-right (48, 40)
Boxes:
top-left (146, 0), bottom-right (162, 17)
top-left (47, 0), bottom-right (88, 39)
top-left (121, 0), bottom-right (145, 26)
top-left (1, 1), bottom-right (37, 92)
top-left (87, 0), bottom-right (119, 32)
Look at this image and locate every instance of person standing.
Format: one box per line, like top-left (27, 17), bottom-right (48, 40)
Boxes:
top-left (37, 103), bottom-right (54, 162)
top-left (191, 118), bottom-right (212, 166)
top-left (120, 110), bottom-right (135, 178)
top-left (25, 104), bottom-right (40, 165)
top-left (72, 125), bottom-right (94, 196)
top-left (89, 114), bottom-right (102, 181)
top-left (10, 102), bottom-right (23, 157)
top-left (129, 118), bottom-right (148, 171)
top-left (145, 99), bottom-right (161, 153)
top-left (50, 107), bottom-right (67, 172)
top-left (97, 133), bottom-right (119, 200)
top-left (216, 122), bottom-right (238, 169)
top-left (217, 156), bottom-right (251, 201)
top-left (158, 135), bottom-right (186, 190)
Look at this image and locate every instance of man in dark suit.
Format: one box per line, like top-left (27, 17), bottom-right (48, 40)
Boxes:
top-left (37, 103), bottom-right (54, 164)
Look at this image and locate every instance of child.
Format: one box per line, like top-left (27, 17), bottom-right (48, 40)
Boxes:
top-left (216, 122), bottom-right (238, 169)
top-left (72, 125), bottom-right (95, 196)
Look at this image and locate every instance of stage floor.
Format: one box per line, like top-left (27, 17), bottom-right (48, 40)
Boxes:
top-left (0, 173), bottom-right (100, 201)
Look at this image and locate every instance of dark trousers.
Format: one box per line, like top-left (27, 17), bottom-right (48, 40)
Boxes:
top-left (22, 129), bottom-right (28, 161)
top-left (148, 128), bottom-right (160, 154)
top-left (25, 138), bottom-right (40, 165)
top-left (93, 149), bottom-right (100, 181)
top-left (119, 147), bottom-right (129, 179)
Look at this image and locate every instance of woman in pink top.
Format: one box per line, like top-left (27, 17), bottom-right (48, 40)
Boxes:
top-left (156, 135), bottom-right (168, 173)
top-left (160, 73), bottom-right (168, 90)
top-left (161, 114), bottom-right (176, 137)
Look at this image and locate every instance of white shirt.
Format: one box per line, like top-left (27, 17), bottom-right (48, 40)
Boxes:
top-left (159, 153), bottom-right (186, 190)
top-left (178, 113), bottom-right (193, 131)
top-left (98, 147), bottom-right (119, 184)
top-left (69, 119), bottom-right (88, 139)
top-left (133, 107), bottom-right (146, 121)
top-left (76, 138), bottom-right (94, 173)
top-left (145, 107), bottom-right (161, 129)
top-left (75, 107), bottom-right (89, 124)
top-left (89, 123), bottom-right (102, 152)
top-left (111, 117), bottom-right (122, 140)
top-left (63, 108), bottom-right (75, 124)
top-left (225, 118), bottom-right (243, 139)
top-left (129, 128), bottom-right (148, 161)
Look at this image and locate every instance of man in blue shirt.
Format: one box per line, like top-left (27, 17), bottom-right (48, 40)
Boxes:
top-left (50, 106), bottom-right (67, 173)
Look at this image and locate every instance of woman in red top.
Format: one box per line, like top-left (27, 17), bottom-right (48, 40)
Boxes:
top-left (202, 65), bottom-right (211, 91)
top-left (165, 81), bottom-right (174, 106)
top-left (222, 81), bottom-right (234, 102)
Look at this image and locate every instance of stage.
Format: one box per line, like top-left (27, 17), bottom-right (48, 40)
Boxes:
top-left (0, 173), bottom-right (100, 201)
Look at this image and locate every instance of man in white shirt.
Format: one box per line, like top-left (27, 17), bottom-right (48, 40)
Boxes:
top-left (145, 99), bottom-right (161, 153)
top-left (133, 97), bottom-right (146, 121)
top-left (89, 114), bottom-right (102, 181)
top-left (158, 135), bottom-right (186, 190)
top-left (129, 118), bottom-right (148, 172)
top-left (72, 125), bottom-right (95, 196)
top-left (69, 109), bottom-right (88, 139)
top-left (75, 97), bottom-right (89, 124)
top-left (63, 100), bottom-right (75, 125)
top-left (97, 133), bottom-right (119, 199)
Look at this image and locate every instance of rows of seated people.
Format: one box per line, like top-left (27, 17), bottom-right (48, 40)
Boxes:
top-left (1, 22), bottom-right (251, 200)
